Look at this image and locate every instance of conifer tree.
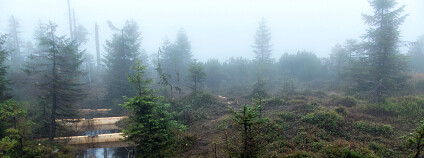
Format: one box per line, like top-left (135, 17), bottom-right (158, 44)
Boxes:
top-left (188, 60), bottom-right (206, 93)
top-left (25, 22), bottom-right (85, 140)
top-left (361, 0), bottom-right (408, 102)
top-left (121, 60), bottom-right (174, 157)
top-left (228, 104), bottom-right (266, 158)
top-left (406, 119), bottom-right (424, 158)
top-left (204, 59), bottom-right (223, 92)
top-left (0, 35), bottom-right (9, 101)
top-left (253, 17), bottom-right (273, 82)
top-left (408, 35), bottom-right (424, 73)
top-left (104, 20), bottom-right (141, 107)
top-left (160, 29), bottom-right (192, 94)
top-left (5, 16), bottom-right (24, 70)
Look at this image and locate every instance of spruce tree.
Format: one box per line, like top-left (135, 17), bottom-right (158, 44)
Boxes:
top-left (329, 44), bottom-right (348, 85)
top-left (188, 60), bottom-right (206, 93)
top-left (253, 17), bottom-right (273, 82)
top-left (156, 48), bottom-right (176, 100)
top-left (0, 35), bottom-right (9, 101)
top-left (406, 119), bottom-right (424, 158)
top-left (25, 22), bottom-right (85, 140)
top-left (204, 59), bottom-right (223, 92)
top-left (408, 35), bottom-right (424, 73)
top-left (228, 104), bottom-right (267, 158)
top-left (361, 0), bottom-right (408, 102)
top-left (160, 29), bottom-right (192, 95)
top-left (104, 20), bottom-right (141, 108)
top-left (121, 60), bottom-right (174, 157)
top-left (5, 16), bottom-right (24, 70)
top-left (223, 57), bottom-right (251, 95)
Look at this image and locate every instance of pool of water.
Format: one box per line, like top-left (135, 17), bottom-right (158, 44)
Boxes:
top-left (81, 129), bottom-right (121, 137)
top-left (76, 147), bottom-right (135, 158)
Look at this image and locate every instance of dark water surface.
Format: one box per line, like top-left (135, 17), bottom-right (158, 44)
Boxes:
top-left (76, 147), bottom-right (135, 158)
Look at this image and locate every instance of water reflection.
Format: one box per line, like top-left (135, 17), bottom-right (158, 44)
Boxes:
top-left (83, 129), bottom-right (121, 137)
top-left (76, 147), bottom-right (135, 158)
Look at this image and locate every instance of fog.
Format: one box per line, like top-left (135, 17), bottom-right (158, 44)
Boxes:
top-left (1, 0), bottom-right (423, 61)
top-left (2, 1), bottom-right (424, 157)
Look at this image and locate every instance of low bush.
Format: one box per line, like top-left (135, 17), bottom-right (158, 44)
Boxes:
top-left (294, 132), bottom-right (314, 147)
top-left (368, 142), bottom-right (395, 157)
top-left (174, 133), bottom-right (198, 153)
top-left (367, 96), bottom-right (424, 120)
top-left (335, 107), bottom-right (347, 115)
top-left (176, 92), bottom-right (219, 110)
top-left (172, 92), bottom-right (220, 124)
top-left (291, 100), bottom-right (318, 114)
top-left (278, 112), bottom-right (299, 122)
top-left (216, 117), bottom-right (232, 130)
top-left (333, 96), bottom-right (358, 107)
top-left (394, 96), bottom-right (424, 120)
top-left (288, 99), bottom-right (307, 106)
top-left (284, 151), bottom-right (316, 158)
top-left (177, 108), bottom-right (206, 124)
top-left (367, 100), bottom-right (397, 116)
top-left (264, 97), bottom-right (285, 107)
top-left (321, 140), bottom-right (377, 158)
top-left (354, 121), bottom-right (393, 136)
top-left (302, 111), bottom-right (344, 136)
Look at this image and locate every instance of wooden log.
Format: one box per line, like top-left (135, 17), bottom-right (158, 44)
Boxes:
top-left (55, 133), bottom-right (125, 144)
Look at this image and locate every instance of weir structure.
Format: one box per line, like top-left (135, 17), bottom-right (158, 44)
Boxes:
top-left (55, 110), bottom-right (131, 148)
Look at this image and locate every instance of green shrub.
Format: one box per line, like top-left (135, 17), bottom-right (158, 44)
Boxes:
top-left (177, 108), bottom-right (206, 124)
top-left (335, 107), bottom-right (347, 115)
top-left (177, 92), bottom-right (219, 109)
top-left (288, 99), bottom-right (307, 106)
top-left (248, 80), bottom-right (269, 98)
top-left (322, 144), bottom-right (376, 158)
top-left (284, 151), bottom-right (316, 158)
top-left (278, 112), bottom-right (299, 122)
top-left (264, 97), bottom-right (285, 107)
top-left (302, 111), bottom-right (344, 135)
top-left (367, 96), bottom-right (424, 120)
top-left (321, 140), bottom-right (377, 158)
top-left (354, 121), bottom-right (393, 136)
top-left (333, 96), bottom-right (358, 107)
top-left (294, 132), bottom-right (314, 147)
top-left (299, 90), bottom-right (327, 98)
top-left (174, 133), bottom-right (197, 153)
top-left (290, 100), bottom-right (318, 114)
top-left (173, 92), bottom-right (220, 124)
top-left (367, 100), bottom-right (397, 116)
top-left (217, 117), bottom-right (231, 130)
top-left (312, 142), bottom-right (324, 152)
top-left (367, 142), bottom-right (394, 157)
top-left (395, 96), bottom-right (424, 120)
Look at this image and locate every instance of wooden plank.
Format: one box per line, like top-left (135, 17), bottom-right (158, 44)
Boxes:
top-left (78, 109), bottom-right (112, 113)
top-left (55, 133), bottom-right (126, 144)
top-left (57, 116), bottom-right (128, 126)
top-left (71, 141), bottom-right (134, 149)
top-left (78, 124), bottom-right (120, 131)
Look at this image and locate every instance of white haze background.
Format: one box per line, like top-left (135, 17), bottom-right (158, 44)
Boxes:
top-left (1, 0), bottom-right (423, 61)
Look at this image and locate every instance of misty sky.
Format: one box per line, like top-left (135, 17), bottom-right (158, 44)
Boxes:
top-left (1, 0), bottom-right (423, 62)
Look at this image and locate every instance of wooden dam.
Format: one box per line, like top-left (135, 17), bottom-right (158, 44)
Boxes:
top-left (55, 110), bottom-right (133, 149)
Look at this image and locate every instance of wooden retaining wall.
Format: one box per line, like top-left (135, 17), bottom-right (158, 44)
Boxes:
top-left (57, 116), bottom-right (128, 126)
top-left (56, 133), bottom-right (125, 144)
top-left (78, 109), bottom-right (112, 113)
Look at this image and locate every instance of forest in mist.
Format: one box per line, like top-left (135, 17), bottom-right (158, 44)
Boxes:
top-left (1, 0), bottom-right (424, 157)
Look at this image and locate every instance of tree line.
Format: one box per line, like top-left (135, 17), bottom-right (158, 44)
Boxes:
top-left (0, 0), bottom-right (424, 157)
